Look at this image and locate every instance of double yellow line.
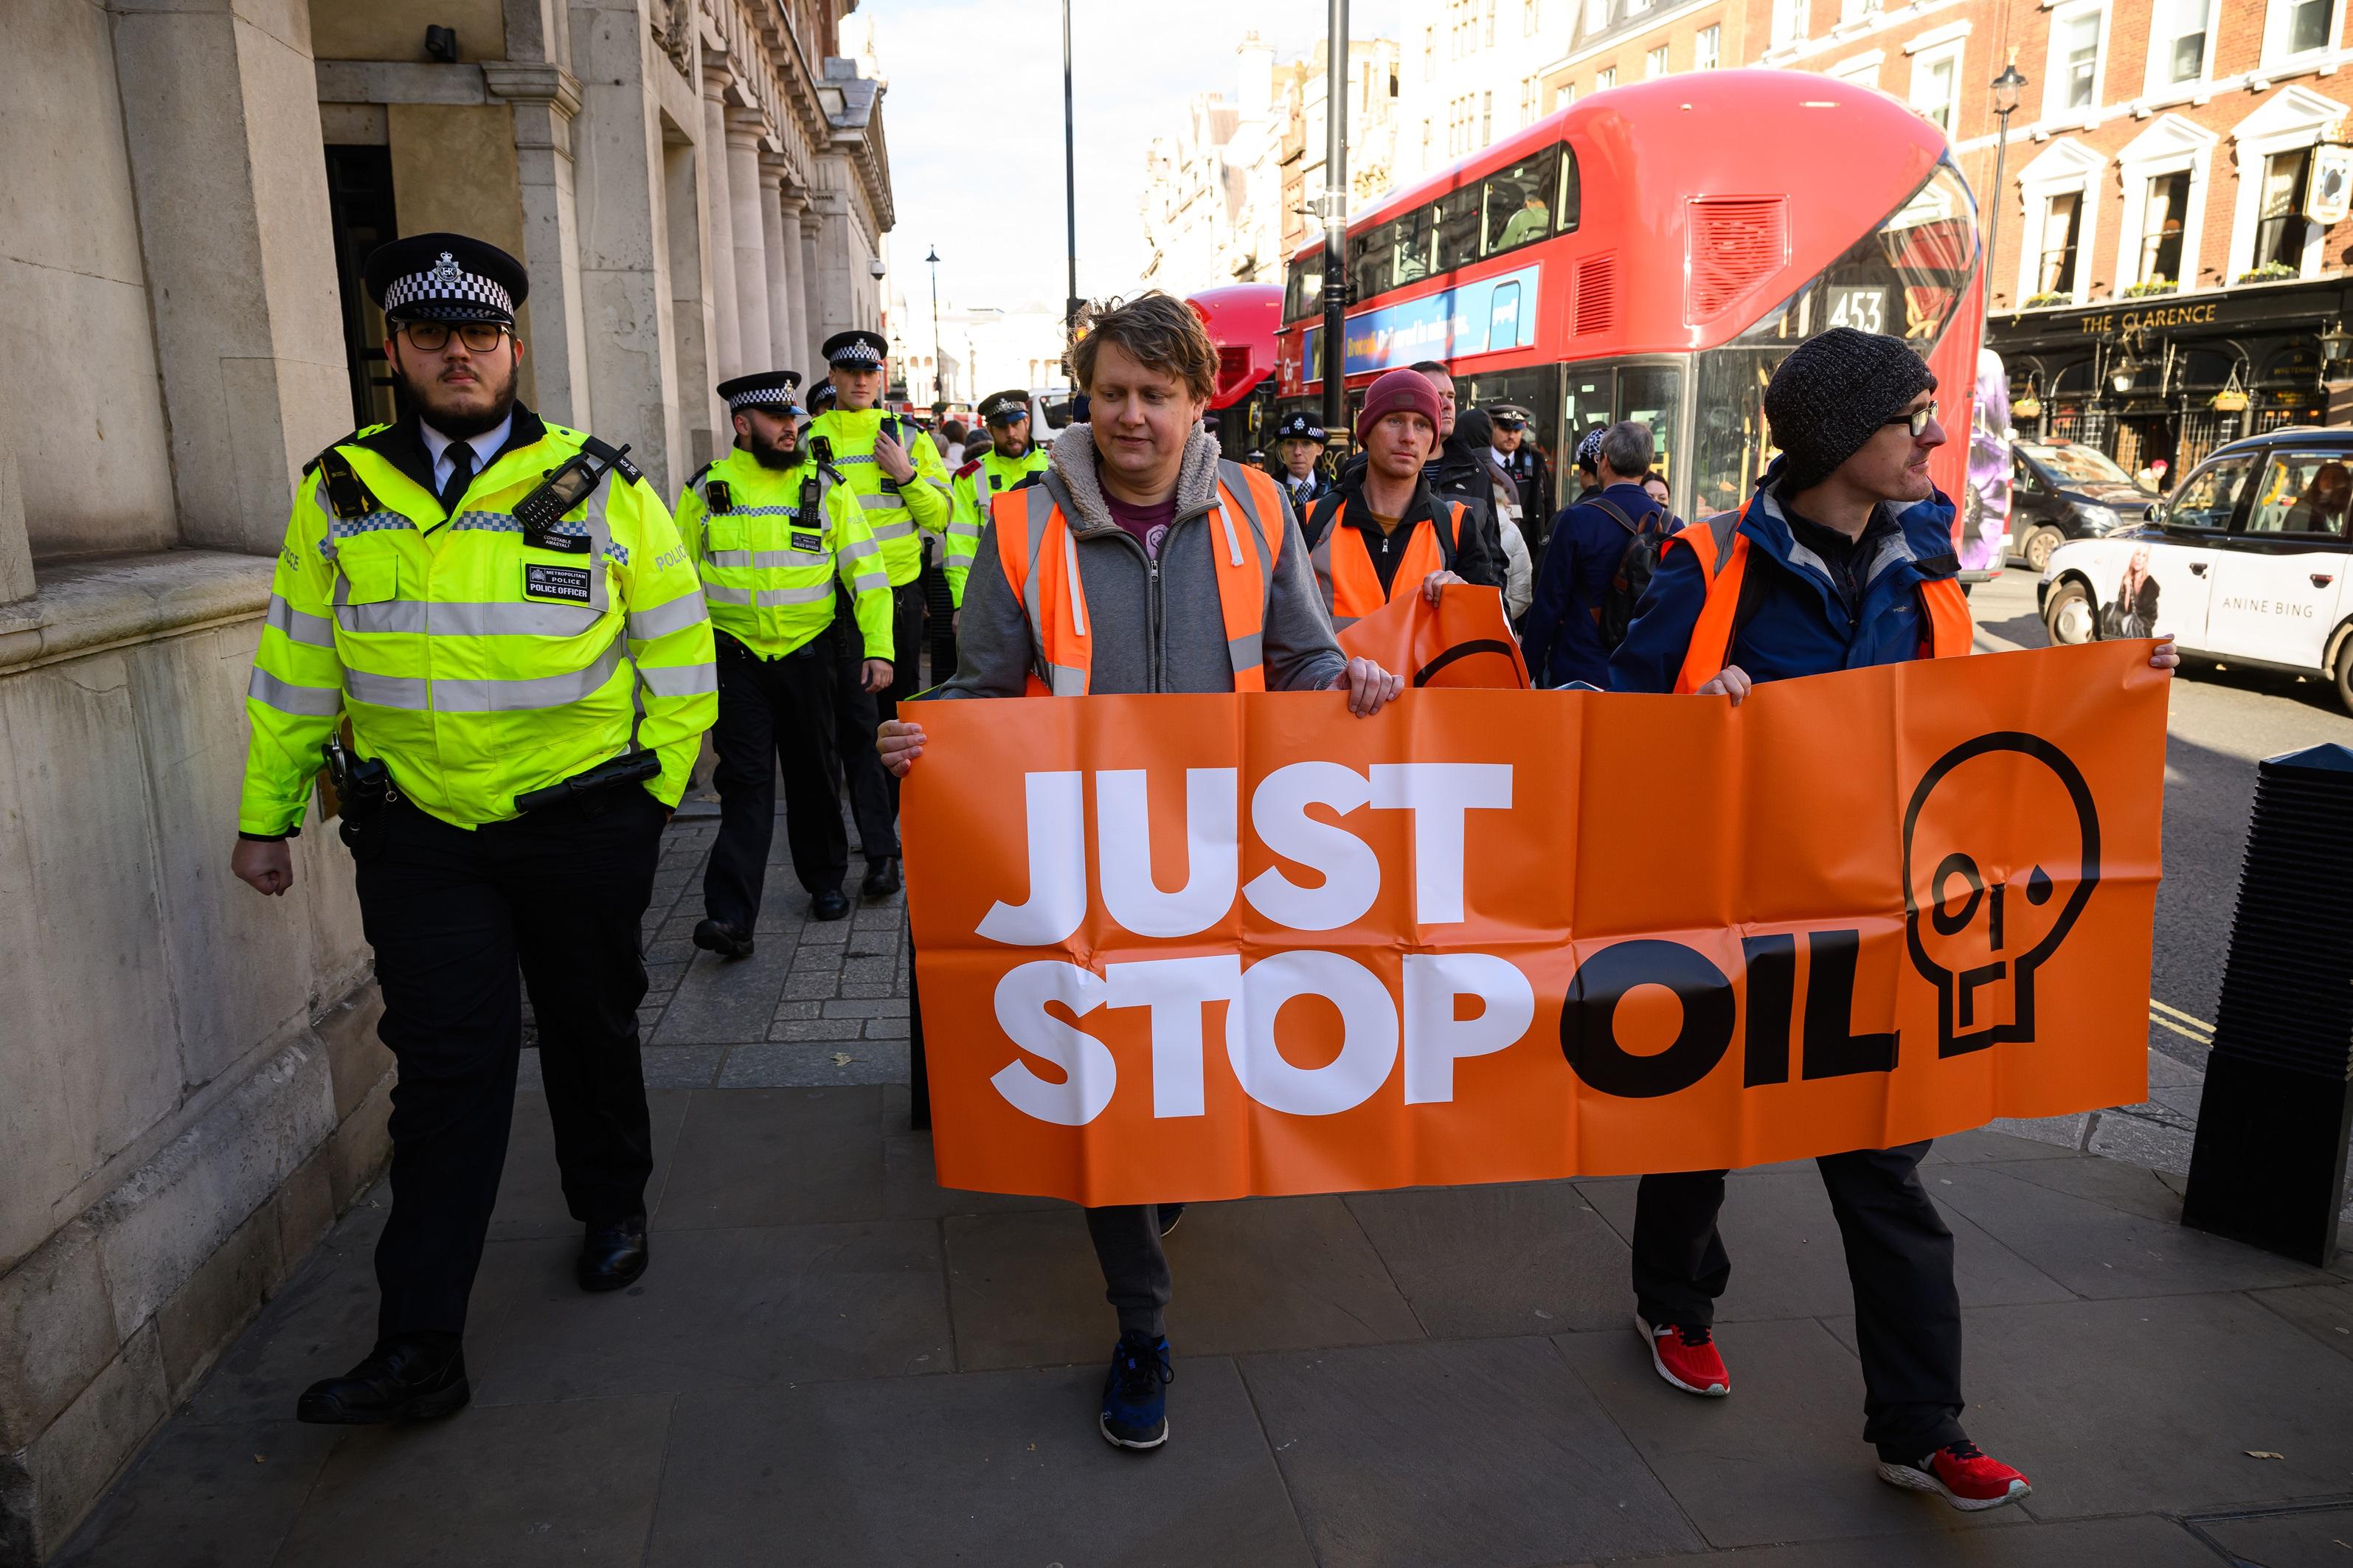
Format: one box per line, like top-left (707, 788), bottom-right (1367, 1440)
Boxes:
top-left (2149, 998), bottom-right (2215, 1047)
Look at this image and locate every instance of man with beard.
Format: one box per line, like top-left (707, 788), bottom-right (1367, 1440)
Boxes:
top-left (232, 233), bottom-right (715, 1423)
top-left (678, 371), bottom-right (895, 953)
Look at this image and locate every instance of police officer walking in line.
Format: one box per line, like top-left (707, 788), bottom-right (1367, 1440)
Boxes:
top-left (678, 371), bottom-right (895, 956)
top-left (803, 329), bottom-right (952, 898)
top-left (1488, 403), bottom-right (1554, 552)
top-left (230, 234), bottom-right (716, 1423)
top-left (1264, 409), bottom-right (1334, 515)
top-left (943, 389), bottom-right (1051, 643)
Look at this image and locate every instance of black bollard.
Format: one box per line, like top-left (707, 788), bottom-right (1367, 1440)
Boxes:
top-left (2181, 743), bottom-right (2353, 1265)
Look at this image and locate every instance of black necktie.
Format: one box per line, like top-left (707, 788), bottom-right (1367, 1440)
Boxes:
top-left (439, 441), bottom-right (475, 517)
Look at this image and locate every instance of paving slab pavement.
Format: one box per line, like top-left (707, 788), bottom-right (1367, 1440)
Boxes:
top-left (51, 811), bottom-right (2353, 1567)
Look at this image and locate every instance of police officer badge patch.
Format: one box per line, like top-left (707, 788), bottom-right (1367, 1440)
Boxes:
top-left (524, 563), bottom-right (594, 603)
top-left (791, 530), bottom-right (824, 554)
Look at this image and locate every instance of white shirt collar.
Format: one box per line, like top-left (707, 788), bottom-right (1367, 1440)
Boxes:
top-left (420, 412), bottom-right (513, 492)
top-left (1491, 446), bottom-right (1514, 469)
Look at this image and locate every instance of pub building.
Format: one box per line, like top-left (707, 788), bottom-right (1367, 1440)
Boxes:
top-left (1988, 278), bottom-right (2353, 483)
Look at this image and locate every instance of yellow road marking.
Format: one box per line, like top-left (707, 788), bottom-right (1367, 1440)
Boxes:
top-left (2149, 998), bottom-right (2214, 1035)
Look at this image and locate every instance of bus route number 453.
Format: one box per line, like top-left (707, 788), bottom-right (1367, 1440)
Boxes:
top-left (1829, 287), bottom-right (1888, 333)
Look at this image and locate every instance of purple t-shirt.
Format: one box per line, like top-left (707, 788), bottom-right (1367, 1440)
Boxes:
top-left (1106, 493), bottom-right (1177, 559)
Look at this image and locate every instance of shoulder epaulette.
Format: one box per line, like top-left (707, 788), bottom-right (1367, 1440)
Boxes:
top-left (955, 457), bottom-right (984, 479)
top-left (686, 459), bottom-right (718, 490)
top-left (302, 430), bottom-right (367, 476)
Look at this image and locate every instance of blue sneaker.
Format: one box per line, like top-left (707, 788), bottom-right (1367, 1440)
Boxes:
top-left (1099, 1333), bottom-right (1173, 1450)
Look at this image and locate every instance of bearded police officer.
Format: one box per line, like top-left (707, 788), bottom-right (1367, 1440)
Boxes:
top-left (231, 233), bottom-right (716, 1424)
top-left (679, 371), bottom-right (895, 953)
top-left (803, 329), bottom-right (951, 897)
top-left (945, 389), bottom-right (1050, 610)
top-left (1264, 409), bottom-right (1334, 515)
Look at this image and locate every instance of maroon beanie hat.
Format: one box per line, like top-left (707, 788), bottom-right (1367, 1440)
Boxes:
top-left (1356, 368), bottom-right (1444, 445)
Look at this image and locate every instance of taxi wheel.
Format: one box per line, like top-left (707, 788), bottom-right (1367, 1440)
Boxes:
top-left (2042, 580), bottom-right (2096, 646)
top-left (2335, 635), bottom-right (2353, 715)
top-left (2024, 528), bottom-right (2061, 575)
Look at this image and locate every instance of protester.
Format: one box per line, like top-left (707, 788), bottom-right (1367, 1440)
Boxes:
top-left (1454, 408), bottom-right (1533, 618)
top-left (1300, 370), bottom-right (1494, 627)
top-left (873, 291), bottom-right (1404, 1454)
top-left (1569, 426), bottom-right (1605, 504)
top-left (1522, 420), bottom-right (1666, 687)
top-left (1609, 325), bottom-right (2180, 1513)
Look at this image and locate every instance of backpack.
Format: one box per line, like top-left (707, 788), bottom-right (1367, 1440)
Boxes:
top-left (1588, 493), bottom-right (1669, 650)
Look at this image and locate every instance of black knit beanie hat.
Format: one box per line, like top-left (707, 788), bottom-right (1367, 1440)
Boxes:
top-left (1764, 327), bottom-right (1936, 493)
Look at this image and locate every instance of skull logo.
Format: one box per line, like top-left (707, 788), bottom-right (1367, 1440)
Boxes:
top-left (1903, 732), bottom-right (2101, 1058)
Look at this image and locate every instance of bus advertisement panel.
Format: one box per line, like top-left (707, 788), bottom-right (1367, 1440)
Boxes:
top-left (1303, 264), bottom-right (1543, 379)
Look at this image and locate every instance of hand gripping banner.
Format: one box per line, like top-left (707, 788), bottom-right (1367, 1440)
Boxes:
top-left (901, 642), bottom-right (2168, 1206)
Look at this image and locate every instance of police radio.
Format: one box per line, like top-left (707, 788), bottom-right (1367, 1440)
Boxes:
top-left (514, 439), bottom-right (635, 553)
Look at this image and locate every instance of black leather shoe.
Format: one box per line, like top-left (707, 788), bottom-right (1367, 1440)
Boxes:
top-left (578, 1215), bottom-right (649, 1292)
top-left (811, 889), bottom-right (850, 920)
top-left (296, 1336), bottom-right (469, 1424)
top-left (692, 918), bottom-right (755, 960)
top-left (861, 856), bottom-right (901, 898)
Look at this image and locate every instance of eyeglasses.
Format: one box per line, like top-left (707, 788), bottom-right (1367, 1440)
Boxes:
top-left (1883, 400), bottom-right (1940, 438)
top-left (399, 321), bottom-right (511, 353)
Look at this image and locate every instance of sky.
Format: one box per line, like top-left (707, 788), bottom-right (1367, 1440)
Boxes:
top-left (862, 0), bottom-right (1405, 319)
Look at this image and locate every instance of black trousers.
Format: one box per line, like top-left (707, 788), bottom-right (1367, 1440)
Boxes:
top-left (921, 555), bottom-right (957, 685)
top-left (1632, 1141), bottom-right (1965, 1454)
top-left (1087, 1203), bottom-right (1188, 1340)
top-left (351, 788), bottom-right (664, 1339)
top-left (704, 634), bottom-right (847, 920)
top-left (832, 586), bottom-right (907, 858)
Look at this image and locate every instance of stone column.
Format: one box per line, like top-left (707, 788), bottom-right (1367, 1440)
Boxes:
top-left (774, 187), bottom-right (811, 372)
top-left (109, 0), bottom-right (349, 554)
top-left (483, 60), bottom-right (592, 429)
top-left (724, 117), bottom-right (774, 378)
top-left (700, 72), bottom-right (743, 383)
top-left (762, 163), bottom-right (805, 375)
top-left (801, 209), bottom-right (825, 369)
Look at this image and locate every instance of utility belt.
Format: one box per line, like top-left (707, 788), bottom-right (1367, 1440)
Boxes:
top-left (324, 738), bottom-right (659, 840)
top-left (715, 630), bottom-right (824, 665)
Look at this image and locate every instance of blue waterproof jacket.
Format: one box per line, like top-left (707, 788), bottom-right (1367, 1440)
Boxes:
top-left (1522, 480), bottom-right (1663, 688)
top-left (1607, 460), bottom-right (1962, 693)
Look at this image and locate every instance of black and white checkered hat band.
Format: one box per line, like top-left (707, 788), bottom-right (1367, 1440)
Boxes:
top-left (829, 344), bottom-right (883, 366)
top-left (383, 253), bottom-right (513, 317)
top-left (727, 387), bottom-right (797, 409)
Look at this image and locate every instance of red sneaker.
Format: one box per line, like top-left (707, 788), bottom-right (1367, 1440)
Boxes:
top-left (1877, 1441), bottom-right (2032, 1511)
top-left (1635, 1314), bottom-right (1730, 1396)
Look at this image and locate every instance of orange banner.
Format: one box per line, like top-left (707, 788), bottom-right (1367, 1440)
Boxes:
top-left (1336, 583), bottom-right (1530, 688)
top-left (902, 642), bottom-right (2167, 1205)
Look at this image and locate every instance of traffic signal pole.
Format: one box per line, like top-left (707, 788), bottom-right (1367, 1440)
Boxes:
top-left (1320, 0), bottom-right (1350, 440)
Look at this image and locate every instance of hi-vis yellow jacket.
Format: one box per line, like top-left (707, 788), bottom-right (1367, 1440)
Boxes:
top-left (945, 443), bottom-right (1050, 606)
top-left (802, 407), bottom-right (952, 588)
top-left (675, 445), bottom-right (895, 661)
top-left (239, 409), bottom-right (716, 833)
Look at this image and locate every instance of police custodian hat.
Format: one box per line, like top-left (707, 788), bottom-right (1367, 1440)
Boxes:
top-left (1489, 403), bottom-right (1533, 429)
top-left (717, 370), bottom-right (803, 414)
top-left (1272, 410), bottom-right (1327, 443)
top-left (822, 330), bottom-right (890, 367)
top-left (364, 232), bottom-right (529, 326)
top-left (977, 389), bottom-right (1031, 424)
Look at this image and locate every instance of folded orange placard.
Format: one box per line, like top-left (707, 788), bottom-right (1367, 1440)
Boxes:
top-left (901, 642), bottom-right (2166, 1205)
top-left (1336, 583), bottom-right (1530, 689)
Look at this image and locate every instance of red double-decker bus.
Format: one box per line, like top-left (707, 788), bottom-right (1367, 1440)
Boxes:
top-left (1190, 282), bottom-right (1286, 458)
top-left (1275, 69), bottom-right (1983, 544)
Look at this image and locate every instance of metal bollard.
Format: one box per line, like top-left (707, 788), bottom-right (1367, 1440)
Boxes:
top-left (2181, 743), bottom-right (2353, 1265)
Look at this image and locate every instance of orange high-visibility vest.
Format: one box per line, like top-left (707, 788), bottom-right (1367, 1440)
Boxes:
top-left (1664, 501), bottom-right (1973, 693)
top-left (991, 459), bottom-right (1285, 695)
top-left (1307, 498), bottom-right (1466, 631)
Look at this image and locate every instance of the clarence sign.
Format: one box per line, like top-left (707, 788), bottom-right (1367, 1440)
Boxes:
top-left (901, 643), bottom-right (2167, 1206)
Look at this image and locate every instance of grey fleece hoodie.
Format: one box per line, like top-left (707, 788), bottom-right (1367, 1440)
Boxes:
top-left (932, 423), bottom-right (1348, 698)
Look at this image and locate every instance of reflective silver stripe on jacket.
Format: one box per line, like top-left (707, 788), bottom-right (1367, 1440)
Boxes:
top-left (343, 634), bottom-right (628, 712)
top-left (637, 662), bottom-right (718, 697)
top-left (867, 518), bottom-right (916, 542)
top-left (700, 582), bottom-right (836, 608)
top-left (246, 667), bottom-right (342, 716)
top-left (266, 594), bottom-right (336, 647)
top-left (626, 591), bottom-right (709, 642)
top-left (857, 492), bottom-right (904, 512)
top-left (1014, 484), bottom-right (1087, 695)
top-left (335, 600), bottom-right (607, 636)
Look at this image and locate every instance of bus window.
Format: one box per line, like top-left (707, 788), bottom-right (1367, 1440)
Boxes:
top-left (1436, 186), bottom-right (1483, 272)
top-left (1484, 146), bottom-right (1560, 257)
top-left (1395, 207), bottom-right (1439, 285)
top-left (1556, 143), bottom-right (1581, 235)
top-left (1564, 366), bottom-right (1613, 457)
top-left (1688, 159), bottom-right (1979, 518)
top-left (1353, 220), bottom-right (1400, 296)
top-left (1618, 364), bottom-right (1682, 485)
top-left (1283, 254), bottom-right (1323, 324)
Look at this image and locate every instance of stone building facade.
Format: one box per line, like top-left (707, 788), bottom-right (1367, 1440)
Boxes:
top-left (0, 2), bottom-right (891, 1561)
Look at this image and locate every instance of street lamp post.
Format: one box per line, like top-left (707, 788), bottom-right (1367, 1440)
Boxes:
top-left (925, 246), bottom-right (943, 408)
top-left (1987, 58), bottom-right (2028, 310)
top-left (1063, 0), bottom-right (1081, 343)
top-left (1319, 0), bottom-right (1351, 441)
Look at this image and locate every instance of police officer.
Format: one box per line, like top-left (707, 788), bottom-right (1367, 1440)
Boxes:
top-left (803, 329), bottom-right (952, 897)
top-left (230, 233), bottom-right (716, 1424)
top-left (1263, 409), bottom-right (1334, 516)
top-left (804, 381), bottom-right (838, 421)
top-left (944, 388), bottom-right (1051, 616)
top-left (1488, 403), bottom-right (1554, 552)
top-left (679, 371), bottom-right (895, 954)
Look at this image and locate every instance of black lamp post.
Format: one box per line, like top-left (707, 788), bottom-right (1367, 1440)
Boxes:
top-left (1986, 58), bottom-right (2028, 309)
top-left (925, 246), bottom-right (943, 406)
